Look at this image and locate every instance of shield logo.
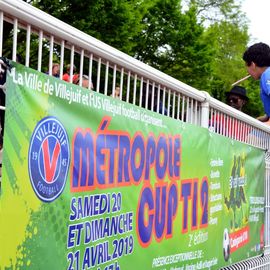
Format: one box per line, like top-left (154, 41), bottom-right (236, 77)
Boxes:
top-left (28, 116), bottom-right (70, 202)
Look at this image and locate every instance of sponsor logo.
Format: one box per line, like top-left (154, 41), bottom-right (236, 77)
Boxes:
top-left (28, 116), bottom-right (70, 202)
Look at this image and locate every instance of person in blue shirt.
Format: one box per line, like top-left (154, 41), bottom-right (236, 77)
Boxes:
top-left (243, 42), bottom-right (270, 122)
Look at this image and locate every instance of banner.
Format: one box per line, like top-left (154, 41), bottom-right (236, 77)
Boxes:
top-left (0, 63), bottom-right (265, 270)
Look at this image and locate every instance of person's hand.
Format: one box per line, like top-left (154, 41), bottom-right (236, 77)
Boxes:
top-left (257, 114), bottom-right (270, 122)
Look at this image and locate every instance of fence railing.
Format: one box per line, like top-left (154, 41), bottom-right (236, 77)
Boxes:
top-left (1, 0), bottom-right (270, 269)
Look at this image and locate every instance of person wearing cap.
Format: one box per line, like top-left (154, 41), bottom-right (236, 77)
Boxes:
top-left (209, 86), bottom-right (249, 139)
top-left (73, 74), bottom-right (94, 89)
top-left (225, 85), bottom-right (249, 112)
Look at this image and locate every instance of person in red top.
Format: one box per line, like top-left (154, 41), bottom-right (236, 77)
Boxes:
top-left (62, 64), bottom-right (78, 83)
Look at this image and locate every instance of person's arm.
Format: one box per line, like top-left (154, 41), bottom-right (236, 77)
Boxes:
top-left (257, 114), bottom-right (270, 122)
top-left (260, 70), bottom-right (270, 122)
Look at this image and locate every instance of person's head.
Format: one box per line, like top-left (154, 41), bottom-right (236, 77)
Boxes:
top-left (114, 86), bottom-right (120, 97)
top-left (66, 64), bottom-right (77, 74)
top-left (52, 63), bottom-right (60, 76)
top-left (225, 86), bottom-right (249, 111)
top-left (243, 42), bottom-right (270, 79)
top-left (16, 54), bottom-right (22, 64)
top-left (73, 74), bottom-right (93, 89)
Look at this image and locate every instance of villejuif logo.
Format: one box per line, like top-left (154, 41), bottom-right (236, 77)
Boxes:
top-left (28, 116), bottom-right (70, 202)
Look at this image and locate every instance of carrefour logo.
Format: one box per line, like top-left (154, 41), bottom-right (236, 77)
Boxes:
top-left (28, 116), bottom-right (70, 202)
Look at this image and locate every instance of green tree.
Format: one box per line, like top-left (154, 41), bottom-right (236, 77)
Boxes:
top-left (183, 0), bottom-right (244, 24)
top-left (31, 0), bottom-right (153, 56)
top-left (203, 22), bottom-right (249, 97)
top-left (133, 1), bottom-right (213, 90)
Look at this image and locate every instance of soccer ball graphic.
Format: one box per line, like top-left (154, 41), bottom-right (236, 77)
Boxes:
top-left (223, 228), bottom-right (230, 261)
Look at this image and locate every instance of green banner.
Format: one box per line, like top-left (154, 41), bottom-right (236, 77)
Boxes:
top-left (0, 63), bottom-right (266, 270)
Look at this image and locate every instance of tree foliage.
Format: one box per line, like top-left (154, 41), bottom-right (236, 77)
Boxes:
top-left (31, 0), bottom-right (153, 56)
top-left (133, 1), bottom-right (213, 90)
top-left (203, 22), bottom-right (249, 96)
top-left (183, 0), bottom-right (245, 24)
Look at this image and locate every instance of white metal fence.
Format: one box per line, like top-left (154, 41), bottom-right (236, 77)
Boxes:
top-left (1, 0), bottom-right (270, 269)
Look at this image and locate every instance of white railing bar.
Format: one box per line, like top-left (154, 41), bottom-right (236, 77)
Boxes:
top-left (104, 60), bottom-right (109, 96)
top-left (12, 18), bottom-right (17, 62)
top-left (239, 121), bottom-right (243, 141)
top-left (88, 53), bottom-right (93, 90)
top-left (172, 91), bottom-right (175, 118)
top-left (244, 123), bottom-right (248, 144)
top-left (167, 89), bottom-right (171, 117)
top-left (172, 91), bottom-right (176, 118)
top-left (112, 64), bottom-right (117, 95)
top-left (181, 96), bottom-right (185, 121)
top-left (120, 68), bottom-right (124, 100)
top-left (60, 40), bottom-right (65, 79)
top-left (191, 99), bottom-right (194, 124)
top-left (126, 71), bottom-right (131, 103)
top-left (157, 84), bottom-right (160, 114)
top-left (48, 35), bottom-right (54, 76)
top-left (225, 115), bottom-right (229, 137)
top-left (79, 49), bottom-right (84, 87)
top-left (139, 77), bottom-right (143, 107)
top-left (96, 57), bottom-right (101, 93)
top-left (209, 108), bottom-right (213, 128)
top-left (151, 82), bottom-right (155, 111)
top-left (195, 100), bottom-right (198, 124)
top-left (69, 45), bottom-right (75, 83)
top-left (162, 88), bottom-right (166, 115)
top-left (25, 24), bottom-right (30, 67)
top-left (177, 93), bottom-right (180, 120)
top-left (0, 11), bottom-right (3, 56)
top-left (133, 74), bottom-right (137, 105)
top-left (229, 116), bottom-right (232, 138)
top-left (145, 80), bottom-right (149, 110)
top-left (186, 97), bottom-right (190, 123)
top-left (37, 30), bottom-right (43, 72)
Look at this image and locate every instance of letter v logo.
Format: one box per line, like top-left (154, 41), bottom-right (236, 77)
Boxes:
top-left (42, 138), bottom-right (61, 183)
top-left (29, 116), bottom-right (70, 202)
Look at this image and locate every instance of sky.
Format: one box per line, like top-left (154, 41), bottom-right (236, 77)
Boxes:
top-left (241, 0), bottom-right (270, 45)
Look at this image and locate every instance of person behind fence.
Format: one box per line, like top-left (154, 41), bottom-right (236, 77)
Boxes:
top-left (111, 86), bottom-right (121, 99)
top-left (52, 63), bottom-right (60, 78)
top-left (73, 74), bottom-right (93, 89)
top-left (225, 85), bottom-right (248, 112)
top-left (209, 86), bottom-right (249, 138)
top-left (144, 86), bottom-right (168, 115)
top-left (243, 42), bottom-right (270, 123)
top-left (62, 64), bottom-right (78, 83)
top-left (46, 63), bottom-right (60, 78)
